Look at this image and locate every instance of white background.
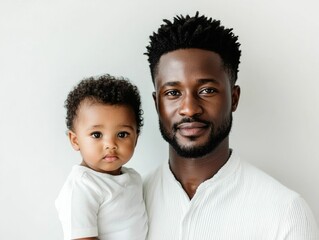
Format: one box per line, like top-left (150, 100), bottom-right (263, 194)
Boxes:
top-left (0, 0), bottom-right (318, 238)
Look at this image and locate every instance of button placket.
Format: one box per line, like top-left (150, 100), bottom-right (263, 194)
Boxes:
top-left (179, 187), bottom-right (205, 240)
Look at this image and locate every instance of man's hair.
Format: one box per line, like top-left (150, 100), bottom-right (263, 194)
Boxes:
top-left (145, 12), bottom-right (241, 85)
top-left (65, 74), bottom-right (143, 134)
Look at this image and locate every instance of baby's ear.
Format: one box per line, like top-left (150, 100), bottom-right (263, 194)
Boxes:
top-left (134, 135), bottom-right (139, 147)
top-left (68, 130), bottom-right (80, 151)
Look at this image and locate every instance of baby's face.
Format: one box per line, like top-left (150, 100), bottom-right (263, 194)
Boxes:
top-left (68, 101), bottom-right (138, 175)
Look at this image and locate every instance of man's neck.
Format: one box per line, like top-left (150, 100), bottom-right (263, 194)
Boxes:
top-left (168, 141), bottom-right (231, 199)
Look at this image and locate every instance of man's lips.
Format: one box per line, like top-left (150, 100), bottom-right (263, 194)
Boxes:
top-left (177, 122), bottom-right (208, 137)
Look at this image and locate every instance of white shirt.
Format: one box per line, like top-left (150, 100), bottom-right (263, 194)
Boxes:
top-left (143, 152), bottom-right (319, 240)
top-left (56, 166), bottom-right (148, 240)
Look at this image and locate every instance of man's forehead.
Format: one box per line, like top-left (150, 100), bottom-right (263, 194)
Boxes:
top-left (154, 48), bottom-right (225, 86)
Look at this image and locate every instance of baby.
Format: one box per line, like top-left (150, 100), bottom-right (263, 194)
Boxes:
top-left (55, 74), bottom-right (148, 240)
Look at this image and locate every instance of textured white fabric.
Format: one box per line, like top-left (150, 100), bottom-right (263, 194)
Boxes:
top-left (56, 166), bottom-right (148, 240)
top-left (143, 152), bottom-right (319, 240)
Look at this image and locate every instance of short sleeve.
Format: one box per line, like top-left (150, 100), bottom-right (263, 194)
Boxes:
top-left (277, 196), bottom-right (319, 240)
top-left (56, 172), bottom-right (102, 239)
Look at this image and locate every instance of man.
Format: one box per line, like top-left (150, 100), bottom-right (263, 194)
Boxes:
top-left (143, 12), bottom-right (319, 239)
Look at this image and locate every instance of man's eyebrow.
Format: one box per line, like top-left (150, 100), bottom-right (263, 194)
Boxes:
top-left (159, 79), bottom-right (219, 89)
top-left (162, 81), bottom-right (180, 87)
top-left (197, 78), bottom-right (219, 85)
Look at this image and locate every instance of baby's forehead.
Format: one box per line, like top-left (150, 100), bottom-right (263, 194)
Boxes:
top-left (78, 99), bottom-right (136, 119)
top-left (71, 107), bottom-right (137, 138)
top-left (77, 97), bottom-right (110, 111)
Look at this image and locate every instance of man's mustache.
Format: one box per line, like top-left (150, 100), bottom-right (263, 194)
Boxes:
top-left (173, 117), bottom-right (211, 131)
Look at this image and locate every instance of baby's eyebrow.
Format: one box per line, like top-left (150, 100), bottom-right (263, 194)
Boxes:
top-left (86, 125), bottom-right (103, 130)
top-left (119, 124), bottom-right (135, 130)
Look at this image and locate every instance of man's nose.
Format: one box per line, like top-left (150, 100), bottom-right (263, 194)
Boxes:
top-left (178, 93), bottom-right (203, 117)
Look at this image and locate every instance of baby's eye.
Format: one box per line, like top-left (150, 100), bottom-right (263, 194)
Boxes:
top-left (91, 132), bottom-right (102, 139)
top-left (118, 132), bottom-right (129, 138)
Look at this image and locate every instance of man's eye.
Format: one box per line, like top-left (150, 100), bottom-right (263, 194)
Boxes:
top-left (200, 88), bottom-right (215, 94)
top-left (166, 90), bottom-right (180, 96)
top-left (118, 132), bottom-right (129, 138)
top-left (91, 132), bottom-right (102, 138)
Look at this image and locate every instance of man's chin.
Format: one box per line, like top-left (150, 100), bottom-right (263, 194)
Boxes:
top-left (171, 143), bottom-right (213, 159)
top-left (160, 131), bottom-right (213, 158)
top-left (176, 134), bottom-right (212, 147)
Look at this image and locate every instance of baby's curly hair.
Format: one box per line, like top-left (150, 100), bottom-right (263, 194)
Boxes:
top-left (145, 12), bottom-right (241, 85)
top-left (65, 74), bottom-right (143, 134)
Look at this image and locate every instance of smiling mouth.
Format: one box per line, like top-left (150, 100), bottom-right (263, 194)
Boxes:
top-left (177, 122), bottom-right (209, 137)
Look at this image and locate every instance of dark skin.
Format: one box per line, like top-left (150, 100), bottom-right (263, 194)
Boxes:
top-left (153, 48), bottom-right (240, 199)
top-left (168, 141), bottom-right (231, 198)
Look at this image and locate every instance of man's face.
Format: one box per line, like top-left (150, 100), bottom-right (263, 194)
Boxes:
top-left (153, 48), bottom-right (240, 158)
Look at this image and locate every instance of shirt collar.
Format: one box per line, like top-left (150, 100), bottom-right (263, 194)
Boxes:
top-left (163, 149), bottom-right (241, 188)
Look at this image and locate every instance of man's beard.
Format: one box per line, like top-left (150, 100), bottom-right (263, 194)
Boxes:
top-left (159, 114), bottom-right (232, 158)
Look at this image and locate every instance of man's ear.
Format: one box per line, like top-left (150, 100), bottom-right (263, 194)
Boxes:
top-left (68, 130), bottom-right (80, 151)
top-left (152, 91), bottom-right (158, 113)
top-left (231, 85), bottom-right (240, 112)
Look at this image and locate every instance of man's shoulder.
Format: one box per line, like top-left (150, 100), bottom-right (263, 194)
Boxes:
top-left (142, 162), bottom-right (167, 198)
top-left (239, 160), bottom-right (300, 202)
top-left (221, 152), bottom-right (297, 200)
top-left (241, 162), bottom-right (319, 237)
top-left (143, 163), bottom-right (164, 186)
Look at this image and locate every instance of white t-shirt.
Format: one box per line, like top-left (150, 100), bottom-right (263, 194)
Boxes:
top-left (56, 166), bottom-right (148, 240)
top-left (143, 152), bottom-right (319, 240)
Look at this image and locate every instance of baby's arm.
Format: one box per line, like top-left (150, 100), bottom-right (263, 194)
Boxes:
top-left (56, 171), bottom-right (102, 239)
